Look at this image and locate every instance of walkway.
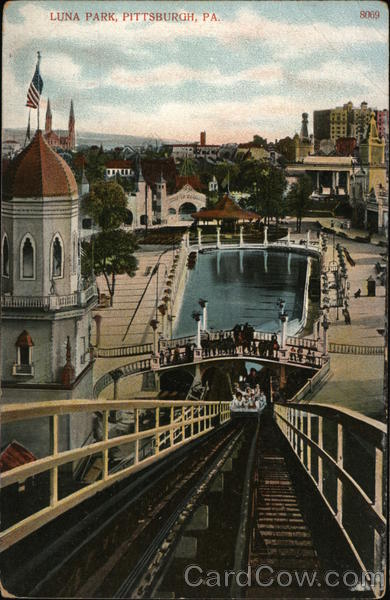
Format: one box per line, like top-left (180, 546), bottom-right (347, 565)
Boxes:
top-left (298, 219), bottom-right (386, 420)
top-left (249, 412), bottom-right (322, 596)
top-left (93, 247), bottom-right (176, 388)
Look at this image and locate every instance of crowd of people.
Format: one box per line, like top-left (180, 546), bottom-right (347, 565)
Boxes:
top-left (158, 324), bottom-right (320, 368)
top-left (230, 369), bottom-right (267, 413)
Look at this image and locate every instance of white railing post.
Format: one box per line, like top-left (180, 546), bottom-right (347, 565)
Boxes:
top-left (287, 227), bottom-right (290, 245)
top-left (336, 423), bottom-right (343, 525)
top-left (170, 406), bottom-right (174, 447)
top-left (155, 407), bottom-right (160, 455)
top-left (216, 226), bottom-right (221, 249)
top-left (103, 410), bottom-right (109, 480)
top-left (318, 416), bottom-right (323, 493)
top-left (307, 413), bottom-right (312, 473)
top-left (307, 229), bottom-right (310, 245)
top-left (134, 409), bottom-right (139, 464)
top-left (239, 225), bottom-right (244, 247)
top-left (263, 226), bottom-right (268, 247)
top-left (50, 415), bottom-right (58, 507)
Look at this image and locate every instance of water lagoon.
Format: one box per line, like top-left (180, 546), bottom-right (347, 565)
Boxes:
top-left (173, 249), bottom-right (310, 338)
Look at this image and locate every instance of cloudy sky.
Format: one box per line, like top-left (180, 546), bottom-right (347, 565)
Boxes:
top-left (3, 0), bottom-right (388, 143)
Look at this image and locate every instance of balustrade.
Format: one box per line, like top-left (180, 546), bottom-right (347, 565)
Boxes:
top-left (274, 402), bottom-right (386, 595)
top-left (0, 398), bottom-right (231, 551)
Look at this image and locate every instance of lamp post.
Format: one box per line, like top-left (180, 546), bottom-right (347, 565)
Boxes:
top-left (278, 299), bottom-right (288, 349)
top-left (321, 312), bottom-right (330, 355)
top-left (239, 225), bottom-right (244, 247)
top-left (150, 319), bottom-right (159, 356)
top-left (155, 262), bottom-right (168, 321)
top-left (192, 311), bottom-right (202, 349)
top-left (197, 227), bottom-right (202, 248)
top-left (199, 298), bottom-right (208, 331)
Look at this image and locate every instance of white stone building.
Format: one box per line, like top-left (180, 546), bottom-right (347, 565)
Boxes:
top-left (1, 130), bottom-right (98, 453)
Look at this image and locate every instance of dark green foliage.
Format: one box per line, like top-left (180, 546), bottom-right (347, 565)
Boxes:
top-left (83, 181), bottom-right (128, 232)
top-left (286, 174), bottom-right (313, 232)
top-left (82, 230), bottom-right (138, 306)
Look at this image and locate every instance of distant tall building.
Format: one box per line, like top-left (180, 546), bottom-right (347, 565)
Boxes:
top-left (313, 109), bottom-right (331, 145)
top-left (352, 101), bottom-right (372, 144)
top-left (375, 109), bottom-right (389, 139)
top-left (44, 99), bottom-right (76, 150)
top-left (314, 101), bottom-right (376, 146)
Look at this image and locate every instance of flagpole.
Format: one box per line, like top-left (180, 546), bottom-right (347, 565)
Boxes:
top-left (24, 109), bottom-right (31, 147)
top-left (37, 50), bottom-right (41, 131)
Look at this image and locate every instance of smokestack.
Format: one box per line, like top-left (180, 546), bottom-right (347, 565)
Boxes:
top-left (200, 131), bottom-right (206, 145)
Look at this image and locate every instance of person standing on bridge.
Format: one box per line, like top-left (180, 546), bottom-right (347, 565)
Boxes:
top-left (272, 336), bottom-right (280, 360)
top-left (297, 346), bottom-right (304, 363)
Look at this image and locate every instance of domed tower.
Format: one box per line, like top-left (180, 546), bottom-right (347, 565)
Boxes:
top-left (1, 131), bottom-right (98, 408)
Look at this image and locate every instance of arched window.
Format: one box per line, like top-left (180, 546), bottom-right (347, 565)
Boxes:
top-left (20, 234), bottom-right (35, 280)
top-left (13, 330), bottom-right (34, 376)
top-left (2, 234), bottom-right (9, 277)
top-left (51, 234), bottom-right (64, 279)
top-left (168, 208), bottom-right (176, 215)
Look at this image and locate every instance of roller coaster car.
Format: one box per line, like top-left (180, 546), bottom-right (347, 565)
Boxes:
top-left (230, 399), bottom-right (267, 418)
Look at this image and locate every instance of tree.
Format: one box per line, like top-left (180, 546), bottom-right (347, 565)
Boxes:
top-left (244, 165), bottom-right (286, 225)
top-left (82, 230), bottom-right (138, 306)
top-left (286, 174), bottom-right (313, 232)
top-left (252, 135), bottom-right (268, 148)
top-left (83, 181), bottom-right (128, 231)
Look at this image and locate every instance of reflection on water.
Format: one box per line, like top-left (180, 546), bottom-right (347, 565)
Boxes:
top-left (174, 249), bottom-right (308, 337)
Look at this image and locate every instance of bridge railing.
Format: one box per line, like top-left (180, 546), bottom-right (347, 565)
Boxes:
top-left (158, 343), bottom-right (327, 369)
top-left (0, 398), bottom-right (231, 552)
top-left (94, 343), bottom-right (153, 359)
top-left (329, 343), bottom-right (384, 355)
top-left (93, 358), bottom-right (151, 397)
top-left (287, 336), bottom-right (319, 350)
top-left (274, 402), bottom-right (386, 594)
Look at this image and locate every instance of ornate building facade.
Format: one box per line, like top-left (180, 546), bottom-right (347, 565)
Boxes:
top-left (1, 130), bottom-right (98, 453)
top-left (44, 99), bottom-right (76, 150)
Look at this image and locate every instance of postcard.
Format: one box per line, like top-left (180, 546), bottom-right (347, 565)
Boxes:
top-left (1, 1), bottom-right (388, 598)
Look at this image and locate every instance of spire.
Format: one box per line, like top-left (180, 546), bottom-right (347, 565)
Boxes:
top-left (61, 336), bottom-right (75, 385)
top-left (69, 99), bottom-right (75, 123)
top-left (45, 98), bottom-right (52, 134)
top-left (68, 100), bottom-right (75, 150)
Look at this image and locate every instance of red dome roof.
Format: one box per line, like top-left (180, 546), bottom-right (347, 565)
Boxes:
top-left (2, 130), bottom-right (78, 199)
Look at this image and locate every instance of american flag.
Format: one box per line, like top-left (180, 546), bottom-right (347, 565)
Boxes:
top-left (26, 55), bottom-right (43, 109)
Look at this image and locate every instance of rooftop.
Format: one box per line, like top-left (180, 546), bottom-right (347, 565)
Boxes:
top-left (3, 130), bottom-right (78, 199)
